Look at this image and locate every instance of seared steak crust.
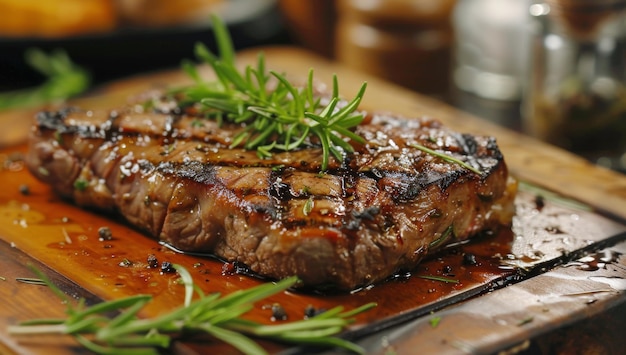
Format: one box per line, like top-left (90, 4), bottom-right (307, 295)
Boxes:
top-left (26, 103), bottom-right (515, 290)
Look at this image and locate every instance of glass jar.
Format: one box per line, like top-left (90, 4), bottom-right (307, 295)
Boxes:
top-left (335, 0), bottom-right (456, 96)
top-left (524, 0), bottom-right (626, 170)
top-left (452, 0), bottom-right (531, 128)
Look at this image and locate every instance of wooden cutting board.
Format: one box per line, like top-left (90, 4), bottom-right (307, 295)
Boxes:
top-left (1, 47), bottom-right (625, 354)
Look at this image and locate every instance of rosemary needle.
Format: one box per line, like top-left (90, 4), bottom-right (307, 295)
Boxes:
top-left (429, 316), bottom-right (442, 328)
top-left (15, 277), bottom-right (47, 286)
top-left (429, 225), bottom-right (455, 249)
top-left (418, 275), bottom-right (460, 284)
top-left (410, 143), bottom-right (483, 175)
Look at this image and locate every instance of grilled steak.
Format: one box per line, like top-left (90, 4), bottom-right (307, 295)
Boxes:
top-left (25, 98), bottom-right (516, 290)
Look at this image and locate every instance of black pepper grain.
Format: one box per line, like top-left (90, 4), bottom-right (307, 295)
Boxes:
top-left (221, 261), bottom-right (251, 275)
top-left (534, 194), bottom-right (545, 211)
top-left (98, 226), bottom-right (113, 241)
top-left (304, 304), bottom-right (326, 319)
top-left (19, 184), bottom-right (30, 195)
top-left (463, 253), bottom-right (477, 266)
top-left (161, 261), bottom-right (175, 273)
top-left (147, 254), bottom-right (158, 268)
top-left (271, 303), bottom-right (288, 321)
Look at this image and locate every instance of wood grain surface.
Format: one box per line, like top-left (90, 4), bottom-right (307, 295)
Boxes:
top-left (1, 46), bottom-right (625, 354)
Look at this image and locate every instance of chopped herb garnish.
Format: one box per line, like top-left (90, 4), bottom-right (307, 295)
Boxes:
top-left (160, 144), bottom-right (176, 156)
top-left (517, 316), bottom-right (534, 326)
top-left (8, 265), bottom-right (376, 354)
top-left (303, 196), bottom-right (314, 216)
top-left (173, 15), bottom-right (367, 171)
top-left (429, 225), bottom-right (454, 249)
top-left (271, 164), bottom-right (285, 172)
top-left (54, 130), bottom-right (64, 144)
top-left (418, 275), bottom-right (460, 284)
top-left (300, 185), bottom-right (311, 195)
top-left (429, 316), bottom-right (441, 328)
top-left (191, 119), bottom-right (205, 127)
top-left (73, 179), bottom-right (89, 191)
top-left (410, 143), bottom-right (483, 175)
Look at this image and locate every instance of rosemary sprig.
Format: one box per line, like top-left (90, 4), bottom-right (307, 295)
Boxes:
top-left (175, 15), bottom-right (367, 171)
top-left (8, 265), bottom-right (376, 355)
top-left (0, 49), bottom-right (90, 110)
top-left (410, 143), bottom-right (483, 175)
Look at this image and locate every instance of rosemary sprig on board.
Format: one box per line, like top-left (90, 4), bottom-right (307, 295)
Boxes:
top-left (175, 15), bottom-right (367, 171)
top-left (8, 265), bottom-right (376, 355)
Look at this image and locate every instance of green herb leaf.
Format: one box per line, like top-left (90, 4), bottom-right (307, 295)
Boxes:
top-left (73, 179), bottom-right (89, 191)
top-left (517, 315), bottom-right (534, 326)
top-left (429, 225), bottom-right (454, 249)
top-left (0, 49), bottom-right (90, 111)
top-left (410, 143), bottom-right (483, 176)
top-left (418, 275), bottom-right (460, 284)
top-left (303, 196), bottom-right (314, 216)
top-left (15, 277), bottom-right (48, 286)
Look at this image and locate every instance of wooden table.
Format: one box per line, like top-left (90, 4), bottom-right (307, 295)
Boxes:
top-left (1, 47), bottom-right (625, 354)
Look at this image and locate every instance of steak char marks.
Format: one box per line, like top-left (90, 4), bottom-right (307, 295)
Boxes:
top-left (26, 102), bottom-right (516, 290)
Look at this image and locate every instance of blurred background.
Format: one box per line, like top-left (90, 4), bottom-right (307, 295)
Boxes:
top-left (0, 0), bottom-right (624, 172)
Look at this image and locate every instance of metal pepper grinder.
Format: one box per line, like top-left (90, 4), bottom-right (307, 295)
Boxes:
top-left (523, 0), bottom-right (626, 171)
